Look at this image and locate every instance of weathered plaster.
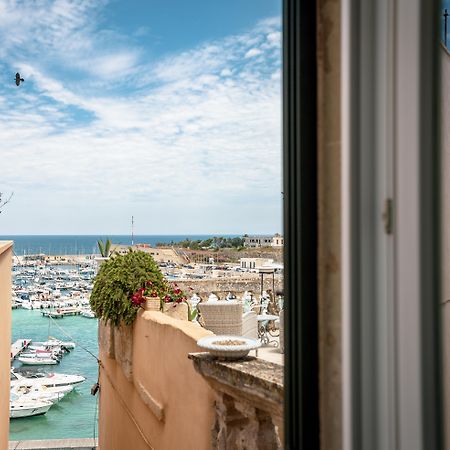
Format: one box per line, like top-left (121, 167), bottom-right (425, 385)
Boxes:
top-left (98, 312), bottom-right (215, 450)
top-left (0, 242), bottom-right (12, 449)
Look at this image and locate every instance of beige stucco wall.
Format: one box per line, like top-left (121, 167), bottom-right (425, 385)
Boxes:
top-left (441, 43), bottom-right (450, 450)
top-left (0, 242), bottom-right (12, 449)
top-left (317, 0), bottom-right (342, 448)
top-left (98, 312), bottom-right (215, 450)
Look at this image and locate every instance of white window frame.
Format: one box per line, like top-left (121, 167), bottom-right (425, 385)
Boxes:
top-left (342, 0), bottom-right (442, 449)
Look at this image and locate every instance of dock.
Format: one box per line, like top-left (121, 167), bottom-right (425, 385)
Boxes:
top-left (42, 308), bottom-right (81, 318)
top-left (42, 311), bottom-right (64, 319)
top-left (11, 339), bottom-right (32, 361)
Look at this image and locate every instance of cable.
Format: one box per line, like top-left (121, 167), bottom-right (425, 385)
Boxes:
top-left (93, 380), bottom-right (99, 442)
top-left (47, 314), bottom-right (99, 362)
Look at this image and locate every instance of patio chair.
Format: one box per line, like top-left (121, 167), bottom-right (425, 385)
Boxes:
top-left (197, 301), bottom-right (258, 339)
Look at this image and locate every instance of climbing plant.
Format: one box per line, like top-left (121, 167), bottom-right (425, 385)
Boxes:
top-left (90, 251), bottom-right (165, 326)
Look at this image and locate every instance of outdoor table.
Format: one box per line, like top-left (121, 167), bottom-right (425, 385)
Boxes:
top-left (257, 314), bottom-right (279, 347)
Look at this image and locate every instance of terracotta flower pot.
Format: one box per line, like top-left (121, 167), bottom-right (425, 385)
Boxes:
top-left (163, 302), bottom-right (188, 320)
top-left (145, 296), bottom-right (161, 311)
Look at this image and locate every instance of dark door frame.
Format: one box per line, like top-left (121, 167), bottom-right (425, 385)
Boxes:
top-left (283, 0), bottom-right (320, 448)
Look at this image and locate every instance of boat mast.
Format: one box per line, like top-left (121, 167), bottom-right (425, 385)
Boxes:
top-left (131, 216), bottom-right (134, 246)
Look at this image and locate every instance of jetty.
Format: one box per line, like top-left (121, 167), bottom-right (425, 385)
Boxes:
top-left (42, 308), bottom-right (81, 318)
top-left (11, 339), bottom-right (31, 361)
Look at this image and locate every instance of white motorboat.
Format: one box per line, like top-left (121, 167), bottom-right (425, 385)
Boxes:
top-left (17, 355), bottom-right (59, 365)
top-left (10, 395), bottom-right (53, 418)
top-left (10, 369), bottom-right (85, 388)
top-left (12, 384), bottom-right (73, 404)
top-left (30, 339), bottom-right (76, 350)
top-left (20, 301), bottom-right (33, 310)
top-left (81, 309), bottom-right (95, 318)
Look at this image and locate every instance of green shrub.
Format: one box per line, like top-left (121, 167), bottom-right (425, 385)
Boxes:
top-left (90, 251), bottom-right (165, 326)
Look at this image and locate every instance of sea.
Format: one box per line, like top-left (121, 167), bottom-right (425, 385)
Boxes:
top-left (10, 309), bottom-right (99, 441)
top-left (0, 235), bottom-right (238, 256)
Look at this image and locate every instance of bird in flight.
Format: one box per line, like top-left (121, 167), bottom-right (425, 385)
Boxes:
top-left (15, 73), bottom-right (24, 86)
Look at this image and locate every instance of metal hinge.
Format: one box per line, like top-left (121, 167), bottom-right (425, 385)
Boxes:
top-left (382, 198), bottom-right (393, 235)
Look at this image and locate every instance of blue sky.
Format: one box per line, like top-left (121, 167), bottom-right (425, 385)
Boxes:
top-left (0, 0), bottom-right (282, 235)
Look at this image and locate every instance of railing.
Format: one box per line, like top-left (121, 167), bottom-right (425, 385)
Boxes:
top-left (0, 241), bottom-right (13, 449)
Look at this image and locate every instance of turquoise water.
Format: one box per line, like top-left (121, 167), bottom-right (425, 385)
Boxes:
top-left (9, 309), bottom-right (99, 441)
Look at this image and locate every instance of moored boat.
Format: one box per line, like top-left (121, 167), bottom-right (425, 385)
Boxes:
top-left (11, 384), bottom-right (73, 404)
top-left (10, 395), bottom-right (53, 418)
top-left (17, 355), bottom-right (59, 365)
top-left (10, 369), bottom-right (85, 388)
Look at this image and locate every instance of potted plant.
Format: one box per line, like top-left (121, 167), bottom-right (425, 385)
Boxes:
top-left (95, 238), bottom-right (116, 268)
top-left (90, 250), bottom-right (165, 326)
top-left (131, 280), bottom-right (194, 321)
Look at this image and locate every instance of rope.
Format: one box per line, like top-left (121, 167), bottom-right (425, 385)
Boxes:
top-left (46, 314), bottom-right (100, 363)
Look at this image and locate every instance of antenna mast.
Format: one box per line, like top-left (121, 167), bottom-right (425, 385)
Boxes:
top-left (131, 216), bottom-right (134, 246)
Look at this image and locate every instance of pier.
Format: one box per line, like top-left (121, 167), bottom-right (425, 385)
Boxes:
top-left (11, 339), bottom-right (31, 361)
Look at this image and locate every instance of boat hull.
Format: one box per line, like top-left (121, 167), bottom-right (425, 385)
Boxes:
top-left (10, 402), bottom-right (52, 418)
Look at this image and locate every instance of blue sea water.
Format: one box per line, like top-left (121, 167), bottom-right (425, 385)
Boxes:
top-left (9, 309), bottom-right (99, 441)
top-left (0, 235), bottom-right (238, 256)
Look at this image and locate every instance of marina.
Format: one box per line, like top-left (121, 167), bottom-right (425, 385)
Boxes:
top-left (9, 309), bottom-right (98, 441)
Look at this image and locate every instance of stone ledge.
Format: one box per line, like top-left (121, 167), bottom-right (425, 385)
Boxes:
top-left (189, 353), bottom-right (284, 449)
top-left (9, 438), bottom-right (97, 449)
top-left (188, 352), bottom-right (283, 412)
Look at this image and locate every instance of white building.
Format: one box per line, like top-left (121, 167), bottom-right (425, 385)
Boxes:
top-left (243, 234), bottom-right (284, 248)
top-left (240, 258), bottom-right (274, 270)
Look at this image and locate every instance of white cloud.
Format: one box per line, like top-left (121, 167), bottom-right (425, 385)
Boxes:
top-left (0, 3), bottom-right (282, 234)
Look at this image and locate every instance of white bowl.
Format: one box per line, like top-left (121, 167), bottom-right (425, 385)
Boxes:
top-left (197, 335), bottom-right (261, 360)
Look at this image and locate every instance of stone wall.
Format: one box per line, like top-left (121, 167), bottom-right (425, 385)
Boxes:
top-left (176, 276), bottom-right (284, 299)
top-left (190, 353), bottom-right (284, 449)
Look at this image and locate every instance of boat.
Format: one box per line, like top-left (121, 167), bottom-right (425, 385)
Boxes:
top-left (17, 355), bottom-right (59, 365)
top-left (10, 395), bottom-right (53, 418)
top-left (30, 339), bottom-right (76, 349)
top-left (10, 369), bottom-right (85, 388)
top-left (81, 309), bottom-right (95, 318)
top-left (11, 384), bottom-right (73, 404)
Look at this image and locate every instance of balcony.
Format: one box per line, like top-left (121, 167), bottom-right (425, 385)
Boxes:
top-left (97, 311), bottom-right (283, 449)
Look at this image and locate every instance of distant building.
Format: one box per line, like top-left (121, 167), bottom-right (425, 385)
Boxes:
top-left (271, 233), bottom-right (284, 247)
top-left (243, 234), bottom-right (284, 248)
top-left (240, 258), bottom-right (274, 269)
top-left (113, 243), bottom-right (185, 264)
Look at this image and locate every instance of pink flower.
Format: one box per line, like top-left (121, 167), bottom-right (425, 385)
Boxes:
top-left (174, 288), bottom-right (182, 295)
top-left (146, 281), bottom-right (153, 287)
top-left (164, 295), bottom-right (172, 303)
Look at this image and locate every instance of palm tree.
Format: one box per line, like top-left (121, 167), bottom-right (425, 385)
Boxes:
top-left (97, 239), bottom-right (113, 258)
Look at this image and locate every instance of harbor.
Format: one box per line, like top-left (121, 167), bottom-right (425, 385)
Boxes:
top-left (9, 309), bottom-right (98, 441)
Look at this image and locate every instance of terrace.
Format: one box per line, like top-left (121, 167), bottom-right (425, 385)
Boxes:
top-left (96, 310), bottom-right (284, 449)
